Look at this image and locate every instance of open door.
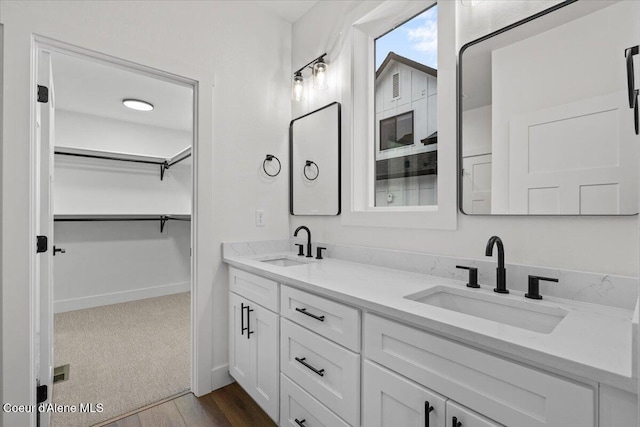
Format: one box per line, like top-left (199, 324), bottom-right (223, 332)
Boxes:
top-left (35, 45), bottom-right (55, 427)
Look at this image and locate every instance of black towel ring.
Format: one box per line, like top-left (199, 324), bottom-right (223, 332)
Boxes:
top-left (263, 154), bottom-right (281, 177)
top-left (304, 160), bottom-right (319, 181)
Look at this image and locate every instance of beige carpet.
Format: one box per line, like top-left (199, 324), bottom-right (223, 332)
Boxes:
top-left (52, 292), bottom-right (191, 426)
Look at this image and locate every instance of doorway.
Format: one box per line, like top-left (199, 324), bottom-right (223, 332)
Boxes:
top-left (34, 39), bottom-right (197, 427)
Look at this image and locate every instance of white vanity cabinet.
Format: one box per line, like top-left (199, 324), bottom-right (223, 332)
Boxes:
top-left (446, 401), bottom-right (503, 427)
top-left (280, 284), bottom-right (361, 426)
top-left (228, 268), bottom-right (279, 422)
top-left (364, 360), bottom-right (447, 427)
top-left (364, 313), bottom-right (595, 427)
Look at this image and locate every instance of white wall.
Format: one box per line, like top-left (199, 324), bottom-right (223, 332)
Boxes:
top-left (53, 221), bottom-right (190, 312)
top-left (291, 0), bottom-right (638, 277)
top-left (56, 110), bottom-right (191, 158)
top-left (55, 111), bottom-right (192, 215)
top-left (1, 1), bottom-right (291, 424)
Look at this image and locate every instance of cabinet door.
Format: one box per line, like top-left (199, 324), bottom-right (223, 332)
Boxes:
top-left (229, 292), bottom-right (279, 422)
top-left (229, 292), bottom-right (252, 390)
top-left (446, 401), bottom-right (503, 427)
top-left (250, 302), bottom-right (279, 421)
top-left (363, 360), bottom-right (446, 427)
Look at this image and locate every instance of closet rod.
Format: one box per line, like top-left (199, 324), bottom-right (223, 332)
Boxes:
top-left (54, 216), bottom-right (191, 232)
top-left (54, 151), bottom-right (164, 166)
top-left (168, 152), bottom-right (192, 167)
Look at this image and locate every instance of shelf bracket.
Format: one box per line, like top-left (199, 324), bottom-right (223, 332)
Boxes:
top-left (160, 161), bottom-right (169, 181)
top-left (160, 215), bottom-right (168, 233)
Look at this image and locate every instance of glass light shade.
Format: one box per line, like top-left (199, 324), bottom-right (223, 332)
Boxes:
top-left (292, 73), bottom-right (304, 102)
top-left (460, 0), bottom-right (484, 6)
top-left (122, 99), bottom-right (154, 111)
top-left (313, 60), bottom-right (328, 91)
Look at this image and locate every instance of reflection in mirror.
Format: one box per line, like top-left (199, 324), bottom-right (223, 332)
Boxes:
top-left (460, 0), bottom-right (640, 215)
top-left (290, 102), bottom-right (341, 215)
top-left (375, 3), bottom-right (438, 207)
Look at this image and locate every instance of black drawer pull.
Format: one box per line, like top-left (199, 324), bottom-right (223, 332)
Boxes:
top-left (295, 357), bottom-right (325, 376)
top-left (425, 401), bottom-right (434, 427)
top-left (295, 419), bottom-right (306, 427)
top-left (295, 307), bottom-right (325, 322)
top-left (452, 416), bottom-right (462, 427)
top-left (240, 303), bottom-right (247, 336)
top-left (246, 306), bottom-right (254, 340)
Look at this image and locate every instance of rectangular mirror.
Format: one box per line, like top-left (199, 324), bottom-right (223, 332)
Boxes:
top-left (459, 0), bottom-right (639, 215)
top-left (290, 102), bottom-right (341, 215)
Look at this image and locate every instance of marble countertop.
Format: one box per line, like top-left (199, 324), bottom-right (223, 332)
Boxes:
top-left (224, 251), bottom-right (637, 392)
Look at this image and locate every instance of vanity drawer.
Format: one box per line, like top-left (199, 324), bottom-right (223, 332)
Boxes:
top-left (281, 285), bottom-right (361, 352)
top-left (281, 318), bottom-right (360, 426)
top-left (364, 313), bottom-right (595, 427)
top-left (280, 374), bottom-right (350, 427)
top-left (229, 267), bottom-right (278, 312)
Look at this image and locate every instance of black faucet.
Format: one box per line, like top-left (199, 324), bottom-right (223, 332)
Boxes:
top-left (485, 236), bottom-right (508, 294)
top-left (294, 226), bottom-right (313, 258)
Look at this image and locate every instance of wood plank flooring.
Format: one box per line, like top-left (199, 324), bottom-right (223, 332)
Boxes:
top-left (103, 383), bottom-right (277, 427)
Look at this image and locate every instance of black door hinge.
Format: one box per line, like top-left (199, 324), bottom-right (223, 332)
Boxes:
top-left (36, 384), bottom-right (48, 404)
top-left (36, 236), bottom-right (48, 253)
top-left (37, 85), bottom-right (49, 103)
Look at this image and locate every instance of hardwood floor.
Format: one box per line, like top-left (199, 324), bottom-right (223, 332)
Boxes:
top-left (103, 383), bottom-right (277, 427)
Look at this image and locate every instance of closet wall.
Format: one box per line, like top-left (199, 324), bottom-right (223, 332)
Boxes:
top-left (53, 110), bottom-right (192, 313)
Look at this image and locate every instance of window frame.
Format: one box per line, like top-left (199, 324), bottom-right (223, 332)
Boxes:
top-left (379, 110), bottom-right (414, 151)
top-left (341, 0), bottom-right (457, 230)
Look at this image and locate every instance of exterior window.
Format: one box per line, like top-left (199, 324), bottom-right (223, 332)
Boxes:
top-left (380, 111), bottom-right (414, 150)
top-left (374, 4), bottom-right (438, 207)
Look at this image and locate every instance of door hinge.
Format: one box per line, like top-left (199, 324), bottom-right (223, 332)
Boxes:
top-left (37, 85), bottom-right (49, 103)
top-left (36, 384), bottom-right (48, 404)
top-left (36, 235), bottom-right (48, 253)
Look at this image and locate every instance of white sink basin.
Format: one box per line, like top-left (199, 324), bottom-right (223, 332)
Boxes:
top-left (404, 286), bottom-right (567, 334)
top-left (260, 256), bottom-right (314, 267)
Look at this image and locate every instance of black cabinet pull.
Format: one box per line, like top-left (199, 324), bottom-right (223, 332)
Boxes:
top-left (635, 91), bottom-right (639, 135)
top-left (294, 419), bottom-right (306, 427)
top-left (425, 401), bottom-right (434, 427)
top-left (294, 357), bottom-right (324, 376)
top-left (625, 45), bottom-right (639, 108)
top-left (295, 307), bottom-right (325, 322)
top-left (246, 306), bottom-right (254, 339)
top-left (240, 303), bottom-right (247, 336)
top-left (452, 416), bottom-right (462, 427)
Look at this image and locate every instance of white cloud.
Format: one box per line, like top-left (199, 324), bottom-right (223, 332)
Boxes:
top-left (407, 19), bottom-right (437, 55)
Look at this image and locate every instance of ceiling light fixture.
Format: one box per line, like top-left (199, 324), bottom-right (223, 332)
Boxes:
top-left (122, 99), bottom-right (154, 111)
top-left (460, 0), bottom-right (485, 6)
top-left (292, 53), bottom-right (328, 101)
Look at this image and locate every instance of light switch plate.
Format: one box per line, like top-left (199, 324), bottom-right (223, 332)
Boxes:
top-left (256, 209), bottom-right (265, 226)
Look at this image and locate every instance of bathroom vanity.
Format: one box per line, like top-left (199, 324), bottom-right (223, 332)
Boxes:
top-left (223, 242), bottom-right (638, 427)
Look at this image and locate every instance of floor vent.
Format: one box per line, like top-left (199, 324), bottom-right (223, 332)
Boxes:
top-left (53, 364), bottom-right (70, 383)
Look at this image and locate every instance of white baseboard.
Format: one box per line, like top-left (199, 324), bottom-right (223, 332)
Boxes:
top-left (211, 364), bottom-right (234, 390)
top-left (54, 281), bottom-right (190, 313)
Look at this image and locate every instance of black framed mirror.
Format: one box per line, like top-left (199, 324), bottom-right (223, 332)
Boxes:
top-left (459, 0), bottom-right (639, 215)
top-left (290, 102), bottom-right (341, 215)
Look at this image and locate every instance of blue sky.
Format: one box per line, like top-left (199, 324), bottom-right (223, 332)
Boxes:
top-left (375, 5), bottom-right (438, 70)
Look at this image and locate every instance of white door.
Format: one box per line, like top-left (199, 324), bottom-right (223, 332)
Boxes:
top-left (363, 360), bottom-right (446, 427)
top-left (462, 154), bottom-right (492, 214)
top-left (250, 302), bottom-right (279, 421)
top-left (35, 45), bottom-right (55, 427)
top-left (446, 401), bottom-right (503, 427)
top-left (228, 292), bottom-right (253, 390)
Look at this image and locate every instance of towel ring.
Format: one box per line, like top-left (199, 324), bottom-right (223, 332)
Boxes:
top-left (263, 154), bottom-right (281, 177)
top-left (304, 160), bottom-right (319, 181)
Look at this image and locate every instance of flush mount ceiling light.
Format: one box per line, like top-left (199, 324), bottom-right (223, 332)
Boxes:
top-left (460, 0), bottom-right (485, 6)
top-left (292, 53), bottom-right (328, 101)
top-left (122, 98), bottom-right (154, 111)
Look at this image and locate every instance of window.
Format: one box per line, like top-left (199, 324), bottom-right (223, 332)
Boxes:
top-left (344, 0), bottom-right (456, 230)
top-left (380, 111), bottom-right (414, 150)
top-left (374, 5), bottom-right (438, 207)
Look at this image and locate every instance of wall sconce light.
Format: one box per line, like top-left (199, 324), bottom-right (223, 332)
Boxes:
top-left (292, 53), bottom-right (328, 101)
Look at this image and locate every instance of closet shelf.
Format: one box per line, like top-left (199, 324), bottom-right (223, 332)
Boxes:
top-left (54, 214), bottom-right (191, 233)
top-left (54, 146), bottom-right (192, 181)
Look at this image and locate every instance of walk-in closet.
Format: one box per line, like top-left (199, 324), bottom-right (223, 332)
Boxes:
top-left (48, 50), bottom-right (193, 426)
